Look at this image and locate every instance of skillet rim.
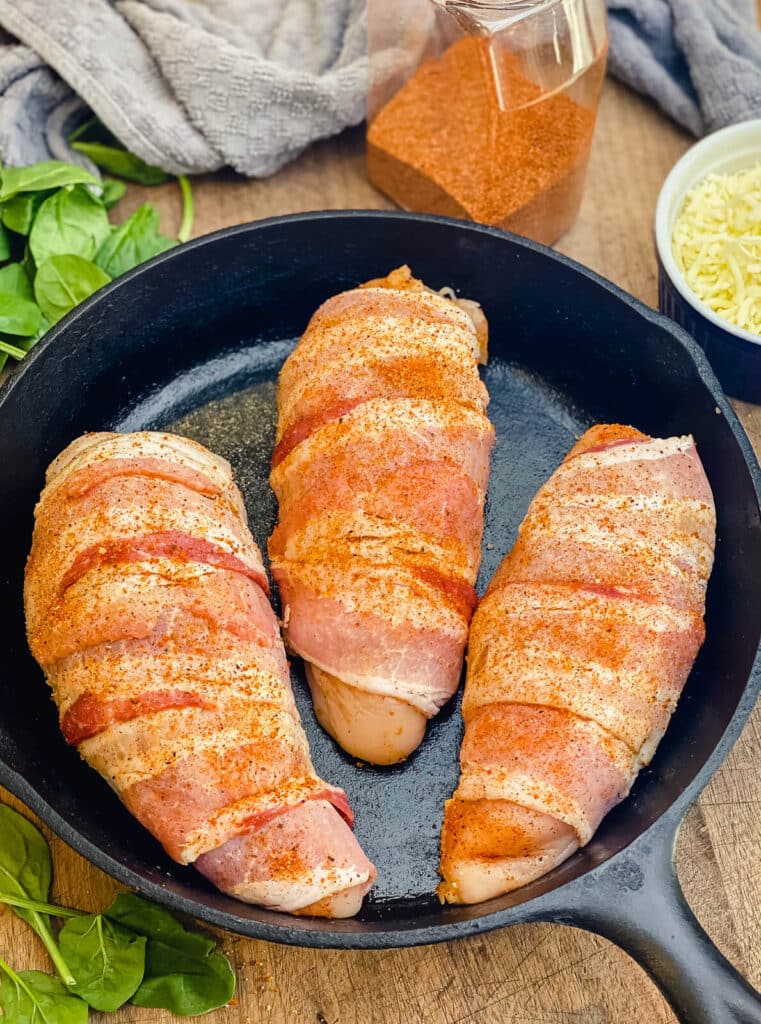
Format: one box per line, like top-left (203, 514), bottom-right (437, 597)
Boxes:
top-left (1, 209), bottom-right (760, 949)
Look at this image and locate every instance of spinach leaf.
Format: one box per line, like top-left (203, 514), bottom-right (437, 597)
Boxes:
top-left (100, 178), bottom-right (126, 209)
top-left (0, 805), bottom-right (51, 914)
top-left (132, 949), bottom-right (234, 1017)
top-left (105, 893), bottom-right (235, 1015)
top-left (0, 292), bottom-right (42, 336)
top-left (0, 892), bottom-right (80, 918)
top-left (0, 338), bottom-right (27, 361)
top-left (0, 262), bottom-right (34, 300)
top-left (30, 186), bottom-right (110, 266)
top-left (67, 116), bottom-right (99, 145)
top-left (0, 262), bottom-right (49, 365)
top-left (0, 962), bottom-right (88, 1024)
top-left (0, 309), bottom-right (50, 365)
top-left (0, 150), bottom-right (191, 369)
top-left (59, 914), bottom-right (145, 1012)
top-left (71, 141), bottom-right (169, 185)
top-left (104, 894), bottom-right (215, 962)
top-left (34, 255), bottom-right (110, 325)
top-left (177, 175), bottom-right (194, 243)
top-left (1, 192), bottom-right (47, 235)
top-left (0, 805), bottom-right (75, 987)
top-left (0, 161), bottom-right (98, 201)
top-left (23, 314), bottom-right (51, 349)
top-left (21, 243), bottom-right (36, 280)
top-left (95, 204), bottom-right (175, 278)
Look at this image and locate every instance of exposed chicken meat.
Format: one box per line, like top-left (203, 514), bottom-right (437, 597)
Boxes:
top-left (25, 431), bottom-right (376, 917)
top-left (269, 266), bottom-right (494, 763)
top-left (439, 424), bottom-right (715, 903)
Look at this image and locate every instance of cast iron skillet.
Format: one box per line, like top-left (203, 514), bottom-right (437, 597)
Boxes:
top-left (1, 212), bottom-right (760, 1023)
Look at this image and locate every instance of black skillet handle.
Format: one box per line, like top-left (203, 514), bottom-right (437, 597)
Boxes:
top-left (547, 812), bottom-right (761, 1023)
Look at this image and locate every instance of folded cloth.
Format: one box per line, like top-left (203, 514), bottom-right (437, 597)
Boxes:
top-left (608, 0), bottom-right (761, 137)
top-left (0, 0), bottom-right (366, 175)
top-left (0, 0), bottom-right (758, 177)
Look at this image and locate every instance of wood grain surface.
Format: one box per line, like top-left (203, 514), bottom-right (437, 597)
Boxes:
top-left (3, 72), bottom-right (761, 1024)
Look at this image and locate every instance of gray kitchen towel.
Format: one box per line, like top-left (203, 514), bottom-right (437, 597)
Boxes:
top-left (0, 0), bottom-right (366, 175)
top-left (608, 0), bottom-right (761, 136)
top-left (0, 0), bottom-right (758, 177)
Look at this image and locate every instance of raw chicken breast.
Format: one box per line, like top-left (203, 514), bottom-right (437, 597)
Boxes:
top-left (440, 424), bottom-right (715, 903)
top-left (25, 431), bottom-right (376, 917)
top-left (269, 267), bottom-right (494, 763)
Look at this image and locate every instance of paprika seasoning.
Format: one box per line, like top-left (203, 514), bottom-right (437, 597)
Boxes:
top-left (368, 21), bottom-right (607, 245)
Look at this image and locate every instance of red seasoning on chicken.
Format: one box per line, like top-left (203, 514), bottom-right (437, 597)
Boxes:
top-left (269, 267), bottom-right (495, 764)
top-left (24, 431), bottom-right (375, 917)
top-left (440, 424), bottom-right (716, 904)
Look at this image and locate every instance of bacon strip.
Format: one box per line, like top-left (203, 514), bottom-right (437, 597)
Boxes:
top-left (25, 430), bottom-right (376, 917)
top-left (269, 267), bottom-right (494, 764)
top-left (271, 399), bottom-right (364, 468)
top-left (440, 423), bottom-right (716, 904)
top-left (62, 456), bottom-right (223, 499)
top-left (61, 689), bottom-right (214, 745)
top-left (409, 566), bottom-right (478, 621)
top-left (60, 531), bottom-right (269, 596)
top-left (239, 787), bottom-right (354, 834)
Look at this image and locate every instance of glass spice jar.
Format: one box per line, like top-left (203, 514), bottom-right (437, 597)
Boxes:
top-left (367, 0), bottom-right (608, 245)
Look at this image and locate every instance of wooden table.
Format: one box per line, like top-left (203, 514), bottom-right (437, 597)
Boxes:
top-left (3, 75), bottom-right (761, 1024)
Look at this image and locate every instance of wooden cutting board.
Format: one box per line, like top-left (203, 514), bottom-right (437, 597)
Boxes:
top-left (3, 67), bottom-right (761, 1023)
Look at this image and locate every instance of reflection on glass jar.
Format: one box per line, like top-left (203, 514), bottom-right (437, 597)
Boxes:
top-left (367, 0), bottom-right (608, 245)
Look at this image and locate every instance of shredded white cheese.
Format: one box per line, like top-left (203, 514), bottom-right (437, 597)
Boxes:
top-left (672, 163), bottom-right (761, 335)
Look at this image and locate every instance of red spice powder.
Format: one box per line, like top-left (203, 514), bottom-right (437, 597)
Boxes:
top-left (367, 36), bottom-right (605, 245)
